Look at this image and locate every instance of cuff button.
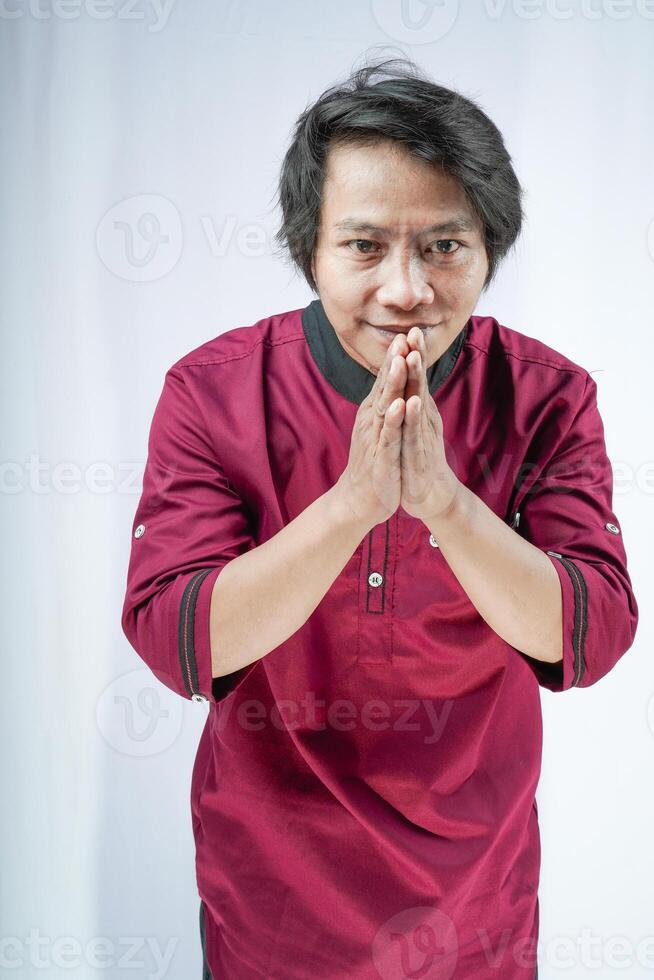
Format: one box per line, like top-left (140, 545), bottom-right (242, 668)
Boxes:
top-left (606, 523), bottom-right (620, 535)
top-left (134, 524), bottom-right (146, 538)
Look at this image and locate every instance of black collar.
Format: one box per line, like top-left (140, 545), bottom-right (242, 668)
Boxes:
top-left (301, 298), bottom-right (468, 406)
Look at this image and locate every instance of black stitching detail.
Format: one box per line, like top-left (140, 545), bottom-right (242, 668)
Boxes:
top-left (365, 521), bottom-right (390, 614)
top-left (365, 528), bottom-right (373, 612)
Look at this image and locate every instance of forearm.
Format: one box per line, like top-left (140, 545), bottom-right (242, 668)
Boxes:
top-left (210, 483), bottom-right (371, 678)
top-left (425, 481), bottom-right (563, 664)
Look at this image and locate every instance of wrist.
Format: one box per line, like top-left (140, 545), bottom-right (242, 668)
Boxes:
top-left (422, 473), bottom-right (465, 528)
top-left (328, 481), bottom-right (374, 536)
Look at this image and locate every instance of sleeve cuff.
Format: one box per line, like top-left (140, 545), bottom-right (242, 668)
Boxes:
top-left (169, 565), bottom-right (260, 705)
top-left (515, 550), bottom-right (587, 693)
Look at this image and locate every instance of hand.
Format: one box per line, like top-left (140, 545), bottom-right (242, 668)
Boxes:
top-left (335, 332), bottom-right (410, 529)
top-left (399, 327), bottom-right (461, 523)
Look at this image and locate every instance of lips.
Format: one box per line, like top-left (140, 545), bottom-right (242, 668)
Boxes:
top-left (369, 323), bottom-right (436, 333)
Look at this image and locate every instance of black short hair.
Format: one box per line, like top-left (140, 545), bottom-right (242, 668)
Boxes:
top-left (271, 54), bottom-right (524, 293)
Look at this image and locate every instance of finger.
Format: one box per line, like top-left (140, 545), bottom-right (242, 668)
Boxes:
top-left (404, 326), bottom-right (423, 361)
top-left (374, 357), bottom-right (408, 437)
top-left (377, 397), bottom-right (406, 462)
top-left (369, 333), bottom-right (408, 403)
top-left (400, 392), bottom-right (417, 478)
top-left (383, 396), bottom-right (406, 430)
top-left (403, 328), bottom-right (425, 403)
top-left (414, 331), bottom-right (430, 440)
top-left (402, 395), bottom-right (422, 438)
top-left (374, 340), bottom-right (409, 417)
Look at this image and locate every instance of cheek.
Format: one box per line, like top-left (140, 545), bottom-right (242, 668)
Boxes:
top-left (467, 247), bottom-right (489, 285)
top-left (328, 272), bottom-right (368, 311)
top-left (441, 253), bottom-right (486, 297)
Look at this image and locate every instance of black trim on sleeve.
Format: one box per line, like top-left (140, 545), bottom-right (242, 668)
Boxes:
top-left (178, 568), bottom-right (214, 698)
top-left (546, 551), bottom-right (588, 686)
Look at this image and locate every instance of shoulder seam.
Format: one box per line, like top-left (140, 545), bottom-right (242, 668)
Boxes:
top-left (464, 337), bottom-right (588, 379)
top-left (170, 332), bottom-right (305, 371)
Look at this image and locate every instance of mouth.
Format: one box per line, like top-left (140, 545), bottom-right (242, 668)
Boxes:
top-left (368, 323), bottom-right (438, 341)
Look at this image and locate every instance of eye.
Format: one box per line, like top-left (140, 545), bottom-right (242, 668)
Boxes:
top-left (431, 240), bottom-right (462, 255)
top-left (346, 239), bottom-right (381, 255)
top-left (345, 238), bottom-right (464, 257)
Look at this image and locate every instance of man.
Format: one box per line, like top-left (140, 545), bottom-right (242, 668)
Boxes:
top-left (121, 57), bottom-right (638, 978)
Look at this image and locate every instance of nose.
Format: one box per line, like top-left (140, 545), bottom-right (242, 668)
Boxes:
top-left (375, 251), bottom-right (434, 310)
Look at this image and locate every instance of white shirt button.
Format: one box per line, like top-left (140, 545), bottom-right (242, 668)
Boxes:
top-left (606, 523), bottom-right (620, 535)
top-left (191, 694), bottom-right (209, 703)
top-left (428, 534), bottom-right (439, 549)
top-left (134, 524), bottom-right (145, 538)
top-left (368, 572), bottom-right (383, 587)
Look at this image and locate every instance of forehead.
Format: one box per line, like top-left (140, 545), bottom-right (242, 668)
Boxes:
top-left (319, 140), bottom-right (479, 231)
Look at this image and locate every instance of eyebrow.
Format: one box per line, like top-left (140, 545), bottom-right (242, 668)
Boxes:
top-left (333, 214), bottom-right (476, 236)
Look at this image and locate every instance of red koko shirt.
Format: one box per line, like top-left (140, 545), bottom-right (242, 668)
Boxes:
top-left (121, 299), bottom-right (638, 979)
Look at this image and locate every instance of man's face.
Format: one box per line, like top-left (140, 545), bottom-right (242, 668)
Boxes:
top-left (311, 139), bottom-right (489, 375)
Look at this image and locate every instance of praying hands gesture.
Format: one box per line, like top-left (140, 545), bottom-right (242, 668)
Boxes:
top-left (398, 326), bottom-right (461, 523)
top-left (336, 326), bottom-right (461, 531)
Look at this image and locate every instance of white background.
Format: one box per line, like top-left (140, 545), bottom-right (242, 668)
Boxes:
top-left (1, 1), bottom-right (653, 978)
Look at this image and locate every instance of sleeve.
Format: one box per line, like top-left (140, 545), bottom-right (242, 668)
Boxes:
top-left (509, 372), bottom-right (639, 693)
top-left (120, 367), bottom-right (260, 705)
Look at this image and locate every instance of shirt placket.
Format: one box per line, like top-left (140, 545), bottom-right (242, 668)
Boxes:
top-left (356, 513), bottom-right (398, 664)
